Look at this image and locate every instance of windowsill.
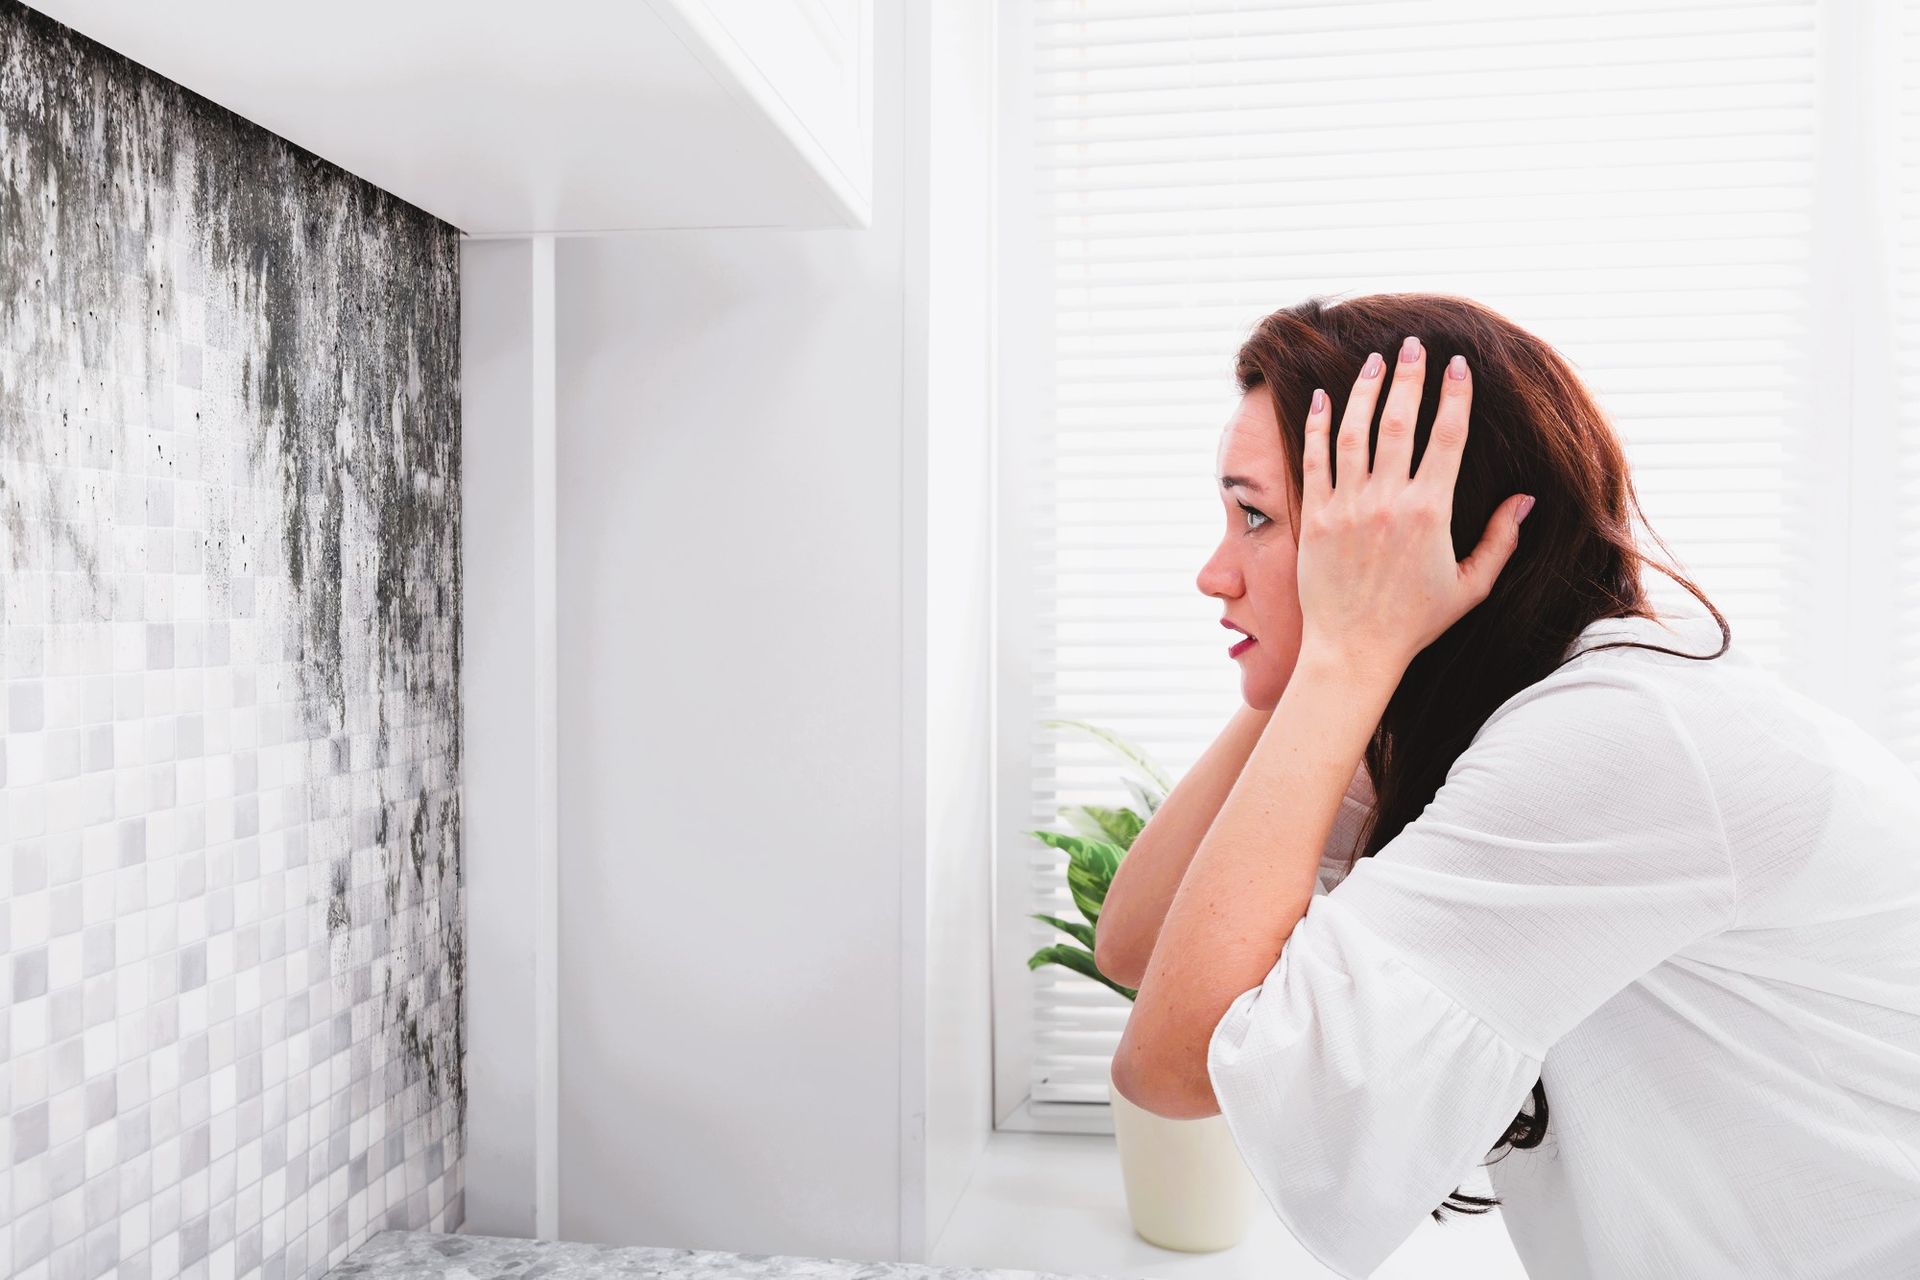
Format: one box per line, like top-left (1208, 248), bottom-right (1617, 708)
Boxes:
top-left (929, 1119), bottom-right (1528, 1279)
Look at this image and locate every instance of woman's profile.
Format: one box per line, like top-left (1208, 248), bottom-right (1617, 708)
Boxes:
top-left (1095, 293), bottom-right (1920, 1278)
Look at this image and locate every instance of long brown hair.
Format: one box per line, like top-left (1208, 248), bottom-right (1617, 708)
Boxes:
top-left (1234, 292), bottom-right (1732, 1220)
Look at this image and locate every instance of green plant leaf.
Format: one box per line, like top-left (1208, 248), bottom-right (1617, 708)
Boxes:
top-left (1042, 718), bottom-right (1174, 796)
top-left (1027, 828), bottom-right (1123, 926)
top-left (1026, 943), bottom-right (1138, 1002)
top-left (1029, 911), bottom-right (1097, 950)
top-left (1060, 803), bottom-right (1145, 851)
top-left (1025, 718), bottom-right (1173, 1005)
top-left (1123, 775), bottom-right (1163, 819)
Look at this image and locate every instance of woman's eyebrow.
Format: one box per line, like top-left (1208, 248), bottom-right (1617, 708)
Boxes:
top-left (1220, 475), bottom-right (1266, 495)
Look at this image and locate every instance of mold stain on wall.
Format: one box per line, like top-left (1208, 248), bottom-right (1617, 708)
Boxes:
top-left (0, 1), bottom-right (465, 1271)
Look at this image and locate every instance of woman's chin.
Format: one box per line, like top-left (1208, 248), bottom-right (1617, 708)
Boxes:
top-left (1238, 649), bottom-right (1300, 711)
top-left (1238, 669), bottom-right (1282, 712)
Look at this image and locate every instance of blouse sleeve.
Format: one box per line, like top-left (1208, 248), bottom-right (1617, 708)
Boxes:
top-left (1206, 667), bottom-right (1737, 1279)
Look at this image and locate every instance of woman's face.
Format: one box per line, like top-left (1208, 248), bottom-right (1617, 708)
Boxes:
top-left (1195, 386), bottom-right (1305, 711)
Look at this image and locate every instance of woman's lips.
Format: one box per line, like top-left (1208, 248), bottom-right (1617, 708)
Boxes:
top-left (1229, 635), bottom-right (1257, 658)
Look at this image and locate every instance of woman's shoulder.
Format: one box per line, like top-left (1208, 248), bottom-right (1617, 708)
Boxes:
top-left (1526, 608), bottom-right (1844, 768)
top-left (1477, 641), bottom-right (1702, 757)
top-left (1482, 608), bottom-right (1754, 750)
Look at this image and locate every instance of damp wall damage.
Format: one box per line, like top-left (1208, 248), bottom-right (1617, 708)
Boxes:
top-left (0, 1), bottom-right (465, 1274)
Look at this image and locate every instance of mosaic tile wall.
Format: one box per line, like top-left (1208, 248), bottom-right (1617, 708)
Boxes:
top-left (0, 4), bottom-right (466, 1276)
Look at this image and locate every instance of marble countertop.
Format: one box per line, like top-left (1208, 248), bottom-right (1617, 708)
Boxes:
top-left (327, 1229), bottom-right (1143, 1279)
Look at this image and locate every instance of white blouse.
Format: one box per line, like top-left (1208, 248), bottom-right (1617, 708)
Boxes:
top-left (1206, 608), bottom-right (1920, 1278)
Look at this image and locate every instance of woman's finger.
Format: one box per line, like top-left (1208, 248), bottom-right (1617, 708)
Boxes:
top-left (1370, 335), bottom-right (1427, 490)
top-left (1300, 386), bottom-right (1334, 518)
top-left (1333, 350), bottom-right (1386, 496)
top-left (1456, 493), bottom-right (1533, 604)
top-left (1412, 353), bottom-right (1473, 500)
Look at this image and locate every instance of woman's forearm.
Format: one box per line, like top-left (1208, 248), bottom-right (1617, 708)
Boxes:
top-left (1094, 701), bottom-right (1276, 988)
top-left (1114, 647), bottom-right (1399, 1117)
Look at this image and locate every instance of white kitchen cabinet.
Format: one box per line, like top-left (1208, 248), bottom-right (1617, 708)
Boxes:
top-left (653, 0), bottom-right (872, 229)
top-left (24, 0), bottom-right (874, 232)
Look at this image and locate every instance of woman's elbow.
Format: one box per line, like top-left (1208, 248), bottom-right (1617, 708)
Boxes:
top-left (1094, 928), bottom-right (1147, 990)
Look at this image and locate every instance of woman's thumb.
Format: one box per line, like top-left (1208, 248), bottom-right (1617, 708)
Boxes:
top-left (1459, 493), bottom-right (1534, 600)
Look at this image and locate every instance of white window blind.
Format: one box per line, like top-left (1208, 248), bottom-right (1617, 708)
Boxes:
top-left (998, 0), bottom-right (1914, 1128)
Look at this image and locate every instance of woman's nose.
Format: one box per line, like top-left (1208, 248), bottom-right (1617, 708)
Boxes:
top-left (1196, 547), bottom-right (1236, 598)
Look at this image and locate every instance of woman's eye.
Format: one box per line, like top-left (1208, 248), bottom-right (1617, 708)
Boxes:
top-left (1238, 501), bottom-right (1270, 531)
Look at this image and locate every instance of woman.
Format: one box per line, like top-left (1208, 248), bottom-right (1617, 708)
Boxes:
top-left (1095, 294), bottom-right (1920, 1278)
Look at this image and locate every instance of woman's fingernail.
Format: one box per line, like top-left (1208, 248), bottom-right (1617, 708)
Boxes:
top-left (1447, 354), bottom-right (1467, 380)
top-left (1401, 335), bottom-right (1421, 363)
top-left (1310, 388), bottom-right (1327, 414)
top-left (1362, 352), bottom-right (1384, 379)
top-left (1517, 495), bottom-right (1537, 524)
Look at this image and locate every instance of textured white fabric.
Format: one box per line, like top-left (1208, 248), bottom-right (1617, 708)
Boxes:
top-left (1206, 609), bottom-right (1920, 1278)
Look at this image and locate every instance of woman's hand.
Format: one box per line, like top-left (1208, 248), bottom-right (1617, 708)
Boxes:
top-left (1295, 336), bottom-right (1534, 683)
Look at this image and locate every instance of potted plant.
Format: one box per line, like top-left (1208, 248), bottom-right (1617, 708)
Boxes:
top-left (1025, 718), bottom-right (1258, 1253)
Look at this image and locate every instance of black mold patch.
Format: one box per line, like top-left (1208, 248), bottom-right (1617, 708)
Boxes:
top-left (1, 0), bottom-right (466, 1258)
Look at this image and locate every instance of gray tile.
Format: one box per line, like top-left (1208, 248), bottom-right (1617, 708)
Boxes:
top-left (13, 947), bottom-right (48, 1000)
top-left (10, 679), bottom-right (44, 731)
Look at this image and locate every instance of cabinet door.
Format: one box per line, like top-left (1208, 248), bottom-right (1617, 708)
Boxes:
top-left (659, 0), bottom-right (874, 224)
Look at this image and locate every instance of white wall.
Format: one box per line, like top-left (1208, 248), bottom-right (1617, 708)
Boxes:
top-left (461, 0), bottom-right (998, 1260)
top-left (551, 0), bottom-right (917, 1256)
top-left (552, 218), bottom-right (908, 1257)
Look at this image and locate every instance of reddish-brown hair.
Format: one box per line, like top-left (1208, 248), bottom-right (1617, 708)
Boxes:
top-left (1234, 292), bottom-right (1730, 1219)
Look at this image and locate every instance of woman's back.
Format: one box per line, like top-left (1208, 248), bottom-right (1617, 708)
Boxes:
top-left (1488, 610), bottom-right (1920, 1276)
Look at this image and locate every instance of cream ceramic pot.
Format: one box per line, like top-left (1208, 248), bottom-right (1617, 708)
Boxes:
top-left (1108, 1066), bottom-right (1259, 1251)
